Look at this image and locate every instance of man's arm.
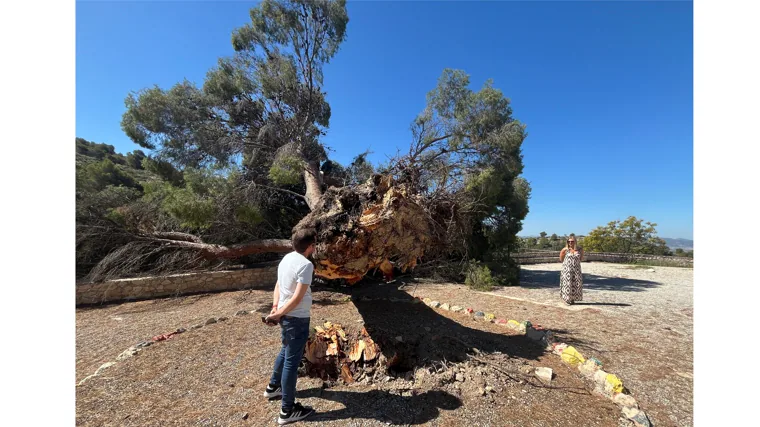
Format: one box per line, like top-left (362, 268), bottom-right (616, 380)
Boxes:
top-left (271, 281), bottom-right (280, 315)
top-left (270, 282), bottom-right (309, 319)
top-left (268, 263), bottom-right (313, 320)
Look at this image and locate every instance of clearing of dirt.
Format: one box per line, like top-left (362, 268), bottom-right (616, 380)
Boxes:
top-left (76, 262), bottom-right (692, 426)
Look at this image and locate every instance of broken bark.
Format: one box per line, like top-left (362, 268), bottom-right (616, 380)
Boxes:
top-left (295, 174), bottom-right (432, 283)
top-left (303, 322), bottom-right (413, 383)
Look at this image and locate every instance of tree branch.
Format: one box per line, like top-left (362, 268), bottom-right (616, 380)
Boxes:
top-left (151, 232), bottom-right (205, 244)
top-left (138, 237), bottom-right (292, 259)
top-left (249, 182), bottom-right (307, 201)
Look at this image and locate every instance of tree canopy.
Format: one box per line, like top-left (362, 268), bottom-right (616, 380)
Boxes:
top-left (121, 0), bottom-right (348, 209)
top-left (581, 216), bottom-right (670, 255)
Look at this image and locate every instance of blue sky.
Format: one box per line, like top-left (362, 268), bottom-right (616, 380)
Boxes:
top-left (76, 0), bottom-right (693, 239)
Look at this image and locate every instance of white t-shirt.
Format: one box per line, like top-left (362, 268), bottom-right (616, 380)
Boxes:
top-left (277, 251), bottom-right (314, 318)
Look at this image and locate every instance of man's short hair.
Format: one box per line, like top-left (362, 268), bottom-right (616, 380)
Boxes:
top-left (292, 228), bottom-right (317, 254)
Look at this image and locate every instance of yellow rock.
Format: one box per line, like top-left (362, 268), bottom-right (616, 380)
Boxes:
top-left (605, 373), bottom-right (624, 393)
top-left (485, 313), bottom-right (496, 321)
top-left (560, 346), bottom-right (586, 366)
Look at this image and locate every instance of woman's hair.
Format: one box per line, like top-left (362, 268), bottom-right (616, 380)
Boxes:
top-left (564, 233), bottom-right (578, 250)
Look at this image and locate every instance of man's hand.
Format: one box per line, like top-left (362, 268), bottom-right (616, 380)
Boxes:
top-left (264, 305), bottom-right (281, 325)
top-left (265, 312), bottom-right (283, 324)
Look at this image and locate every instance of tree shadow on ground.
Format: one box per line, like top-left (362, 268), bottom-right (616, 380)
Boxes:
top-left (328, 281), bottom-right (552, 373)
top-left (299, 388), bottom-right (461, 425)
top-left (308, 277), bottom-right (604, 372)
top-left (519, 269), bottom-right (660, 292)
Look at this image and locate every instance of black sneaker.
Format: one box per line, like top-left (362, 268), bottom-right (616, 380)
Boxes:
top-left (278, 402), bottom-right (315, 425)
top-left (263, 384), bottom-right (282, 399)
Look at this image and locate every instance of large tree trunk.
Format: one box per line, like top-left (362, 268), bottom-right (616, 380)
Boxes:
top-left (303, 160), bottom-right (324, 211)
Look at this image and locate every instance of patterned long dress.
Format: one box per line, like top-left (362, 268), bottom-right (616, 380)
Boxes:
top-left (560, 250), bottom-right (583, 304)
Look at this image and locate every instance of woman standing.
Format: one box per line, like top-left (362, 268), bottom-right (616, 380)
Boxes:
top-left (559, 234), bottom-right (584, 305)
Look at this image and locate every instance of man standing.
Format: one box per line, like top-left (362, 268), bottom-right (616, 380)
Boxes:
top-left (263, 228), bottom-right (317, 425)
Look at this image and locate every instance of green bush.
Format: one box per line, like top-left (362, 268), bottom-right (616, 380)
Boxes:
top-left (477, 249), bottom-right (521, 287)
top-left (143, 180), bottom-right (216, 230)
top-left (465, 261), bottom-right (497, 291)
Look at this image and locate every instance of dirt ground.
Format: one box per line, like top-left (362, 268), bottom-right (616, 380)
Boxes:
top-left (76, 263), bottom-right (692, 426)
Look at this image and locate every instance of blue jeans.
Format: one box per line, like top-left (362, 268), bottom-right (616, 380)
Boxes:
top-left (269, 315), bottom-right (310, 412)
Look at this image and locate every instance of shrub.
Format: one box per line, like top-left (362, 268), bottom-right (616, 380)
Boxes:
top-left (465, 261), bottom-right (497, 291)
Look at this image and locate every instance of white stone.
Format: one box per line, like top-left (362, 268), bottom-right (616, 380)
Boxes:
top-left (614, 393), bottom-right (638, 408)
top-left (579, 360), bottom-right (600, 378)
top-left (77, 374), bottom-right (97, 386)
top-left (95, 362), bottom-right (116, 375)
top-left (534, 367), bottom-right (553, 384)
top-left (116, 348), bottom-right (139, 361)
top-left (593, 370), bottom-right (608, 386)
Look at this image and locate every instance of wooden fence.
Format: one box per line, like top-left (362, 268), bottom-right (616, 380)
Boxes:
top-left (512, 250), bottom-right (693, 267)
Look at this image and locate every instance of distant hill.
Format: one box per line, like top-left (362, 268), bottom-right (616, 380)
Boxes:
top-left (662, 238), bottom-right (693, 250)
top-left (75, 137), bottom-right (177, 186)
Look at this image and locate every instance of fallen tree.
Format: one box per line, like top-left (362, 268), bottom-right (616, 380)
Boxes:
top-left (77, 1), bottom-right (534, 384)
top-left (81, 0), bottom-right (530, 287)
top-left (85, 173), bottom-right (432, 283)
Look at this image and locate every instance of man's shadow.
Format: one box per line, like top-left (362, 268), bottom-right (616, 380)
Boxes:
top-left (299, 387), bottom-right (461, 424)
